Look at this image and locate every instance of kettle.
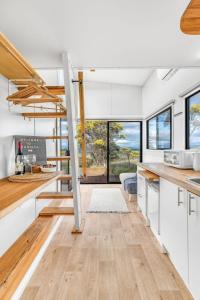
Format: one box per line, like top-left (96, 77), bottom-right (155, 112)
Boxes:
top-left (193, 152), bottom-right (200, 171)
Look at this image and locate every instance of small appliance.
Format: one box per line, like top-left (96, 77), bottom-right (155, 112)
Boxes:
top-left (164, 150), bottom-right (194, 169)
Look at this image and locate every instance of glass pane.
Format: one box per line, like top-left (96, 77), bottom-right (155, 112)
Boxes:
top-left (77, 120), bottom-right (107, 183)
top-left (108, 122), bottom-right (141, 183)
top-left (148, 117), bottom-right (157, 149)
top-left (60, 119), bottom-right (70, 190)
top-left (188, 92), bottom-right (200, 149)
top-left (157, 109), bottom-right (171, 149)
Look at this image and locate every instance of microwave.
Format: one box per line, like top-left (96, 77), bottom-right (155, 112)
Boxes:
top-left (164, 150), bottom-right (194, 169)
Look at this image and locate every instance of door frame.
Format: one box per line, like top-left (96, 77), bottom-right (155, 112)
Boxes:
top-left (107, 120), bottom-right (143, 184)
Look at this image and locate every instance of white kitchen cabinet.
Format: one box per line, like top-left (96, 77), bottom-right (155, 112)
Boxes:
top-left (188, 192), bottom-right (200, 300)
top-left (137, 172), bottom-right (147, 218)
top-left (147, 181), bottom-right (160, 236)
top-left (160, 178), bottom-right (188, 283)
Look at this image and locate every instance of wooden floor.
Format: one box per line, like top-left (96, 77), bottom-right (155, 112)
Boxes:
top-left (21, 185), bottom-right (193, 300)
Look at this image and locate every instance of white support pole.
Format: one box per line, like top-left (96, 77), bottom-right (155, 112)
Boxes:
top-left (62, 52), bottom-right (81, 230)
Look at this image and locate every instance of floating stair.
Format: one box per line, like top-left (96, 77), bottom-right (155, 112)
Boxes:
top-left (8, 97), bottom-right (63, 106)
top-left (45, 136), bottom-right (68, 140)
top-left (47, 156), bottom-right (70, 161)
top-left (39, 207), bottom-right (74, 216)
top-left (0, 216), bottom-right (58, 299)
top-left (22, 112), bottom-right (66, 119)
top-left (57, 174), bottom-right (72, 181)
top-left (36, 192), bottom-right (73, 200)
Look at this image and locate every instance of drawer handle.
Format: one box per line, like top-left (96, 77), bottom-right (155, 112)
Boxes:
top-left (189, 194), bottom-right (195, 215)
top-left (178, 187), bottom-right (183, 206)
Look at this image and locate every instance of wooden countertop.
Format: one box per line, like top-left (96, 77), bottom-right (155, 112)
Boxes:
top-left (137, 162), bottom-right (200, 197)
top-left (0, 172), bottom-right (61, 219)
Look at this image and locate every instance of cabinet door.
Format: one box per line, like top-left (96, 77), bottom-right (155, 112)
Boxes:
top-left (147, 183), bottom-right (159, 235)
top-left (160, 178), bottom-right (188, 283)
top-left (188, 192), bottom-right (200, 300)
top-left (137, 173), bottom-right (147, 217)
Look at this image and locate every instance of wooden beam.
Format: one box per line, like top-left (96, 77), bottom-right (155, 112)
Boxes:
top-left (78, 72), bottom-right (87, 177)
top-left (180, 0), bottom-right (200, 34)
top-left (22, 112), bottom-right (66, 119)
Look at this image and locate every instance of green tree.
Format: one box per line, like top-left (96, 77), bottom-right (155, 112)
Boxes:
top-left (76, 121), bottom-right (125, 166)
top-left (190, 104), bottom-right (200, 134)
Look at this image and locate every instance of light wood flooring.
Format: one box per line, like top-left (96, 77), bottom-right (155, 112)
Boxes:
top-left (21, 185), bottom-right (193, 300)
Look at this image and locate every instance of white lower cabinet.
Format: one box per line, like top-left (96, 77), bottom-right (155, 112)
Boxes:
top-left (147, 181), bottom-right (160, 236)
top-left (137, 173), bottom-right (147, 217)
top-left (188, 192), bottom-right (200, 300)
top-left (160, 178), bottom-right (188, 283)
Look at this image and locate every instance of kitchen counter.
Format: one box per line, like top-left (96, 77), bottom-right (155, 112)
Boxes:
top-left (0, 172), bottom-right (61, 219)
top-left (137, 162), bottom-right (200, 197)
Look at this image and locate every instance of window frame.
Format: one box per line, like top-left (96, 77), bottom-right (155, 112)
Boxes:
top-left (146, 107), bottom-right (172, 150)
top-left (185, 90), bottom-right (200, 149)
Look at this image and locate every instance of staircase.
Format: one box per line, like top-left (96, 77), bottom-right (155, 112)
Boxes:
top-left (7, 52), bottom-right (82, 233)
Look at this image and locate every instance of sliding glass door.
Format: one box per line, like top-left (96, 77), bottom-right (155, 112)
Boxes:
top-left (108, 122), bottom-right (142, 183)
top-left (61, 120), bottom-right (142, 184)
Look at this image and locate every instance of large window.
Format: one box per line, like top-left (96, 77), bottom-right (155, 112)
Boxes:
top-left (186, 91), bottom-right (200, 149)
top-left (60, 120), bottom-right (142, 184)
top-left (147, 107), bottom-right (172, 150)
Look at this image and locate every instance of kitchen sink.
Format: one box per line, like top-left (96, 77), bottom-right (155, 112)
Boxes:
top-left (188, 177), bottom-right (200, 185)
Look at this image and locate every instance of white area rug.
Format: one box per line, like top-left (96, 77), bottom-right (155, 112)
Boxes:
top-left (87, 188), bottom-right (129, 213)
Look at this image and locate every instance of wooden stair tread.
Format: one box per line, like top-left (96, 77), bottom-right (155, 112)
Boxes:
top-left (57, 174), bottom-right (72, 181)
top-left (39, 207), bottom-right (74, 216)
top-left (8, 97), bottom-right (63, 105)
top-left (47, 156), bottom-right (70, 161)
top-left (22, 112), bottom-right (66, 119)
top-left (45, 136), bottom-right (68, 140)
top-left (36, 192), bottom-right (73, 199)
top-left (0, 216), bottom-right (58, 298)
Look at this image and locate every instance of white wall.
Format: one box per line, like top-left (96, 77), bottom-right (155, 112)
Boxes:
top-left (82, 82), bottom-right (142, 119)
top-left (142, 69), bottom-right (200, 162)
top-left (0, 71), bottom-right (59, 179)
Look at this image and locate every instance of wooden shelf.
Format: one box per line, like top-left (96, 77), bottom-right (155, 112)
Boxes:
top-left (0, 172), bottom-right (62, 219)
top-left (22, 112), bottom-right (66, 119)
top-left (39, 207), bottom-right (74, 216)
top-left (0, 33), bottom-right (44, 85)
top-left (47, 156), bottom-right (70, 161)
top-left (0, 216), bottom-right (58, 298)
top-left (36, 192), bottom-right (73, 200)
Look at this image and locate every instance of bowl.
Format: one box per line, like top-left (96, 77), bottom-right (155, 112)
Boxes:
top-left (41, 165), bottom-right (56, 173)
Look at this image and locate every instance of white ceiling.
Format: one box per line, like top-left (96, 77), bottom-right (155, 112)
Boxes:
top-left (81, 69), bottom-right (153, 86)
top-left (0, 0), bottom-right (199, 68)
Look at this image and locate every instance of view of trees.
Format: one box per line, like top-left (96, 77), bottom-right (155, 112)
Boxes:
top-left (190, 103), bottom-right (200, 135)
top-left (77, 121), bottom-right (140, 181)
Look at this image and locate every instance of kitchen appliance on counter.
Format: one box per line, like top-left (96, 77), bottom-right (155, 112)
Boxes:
top-left (164, 150), bottom-right (194, 169)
